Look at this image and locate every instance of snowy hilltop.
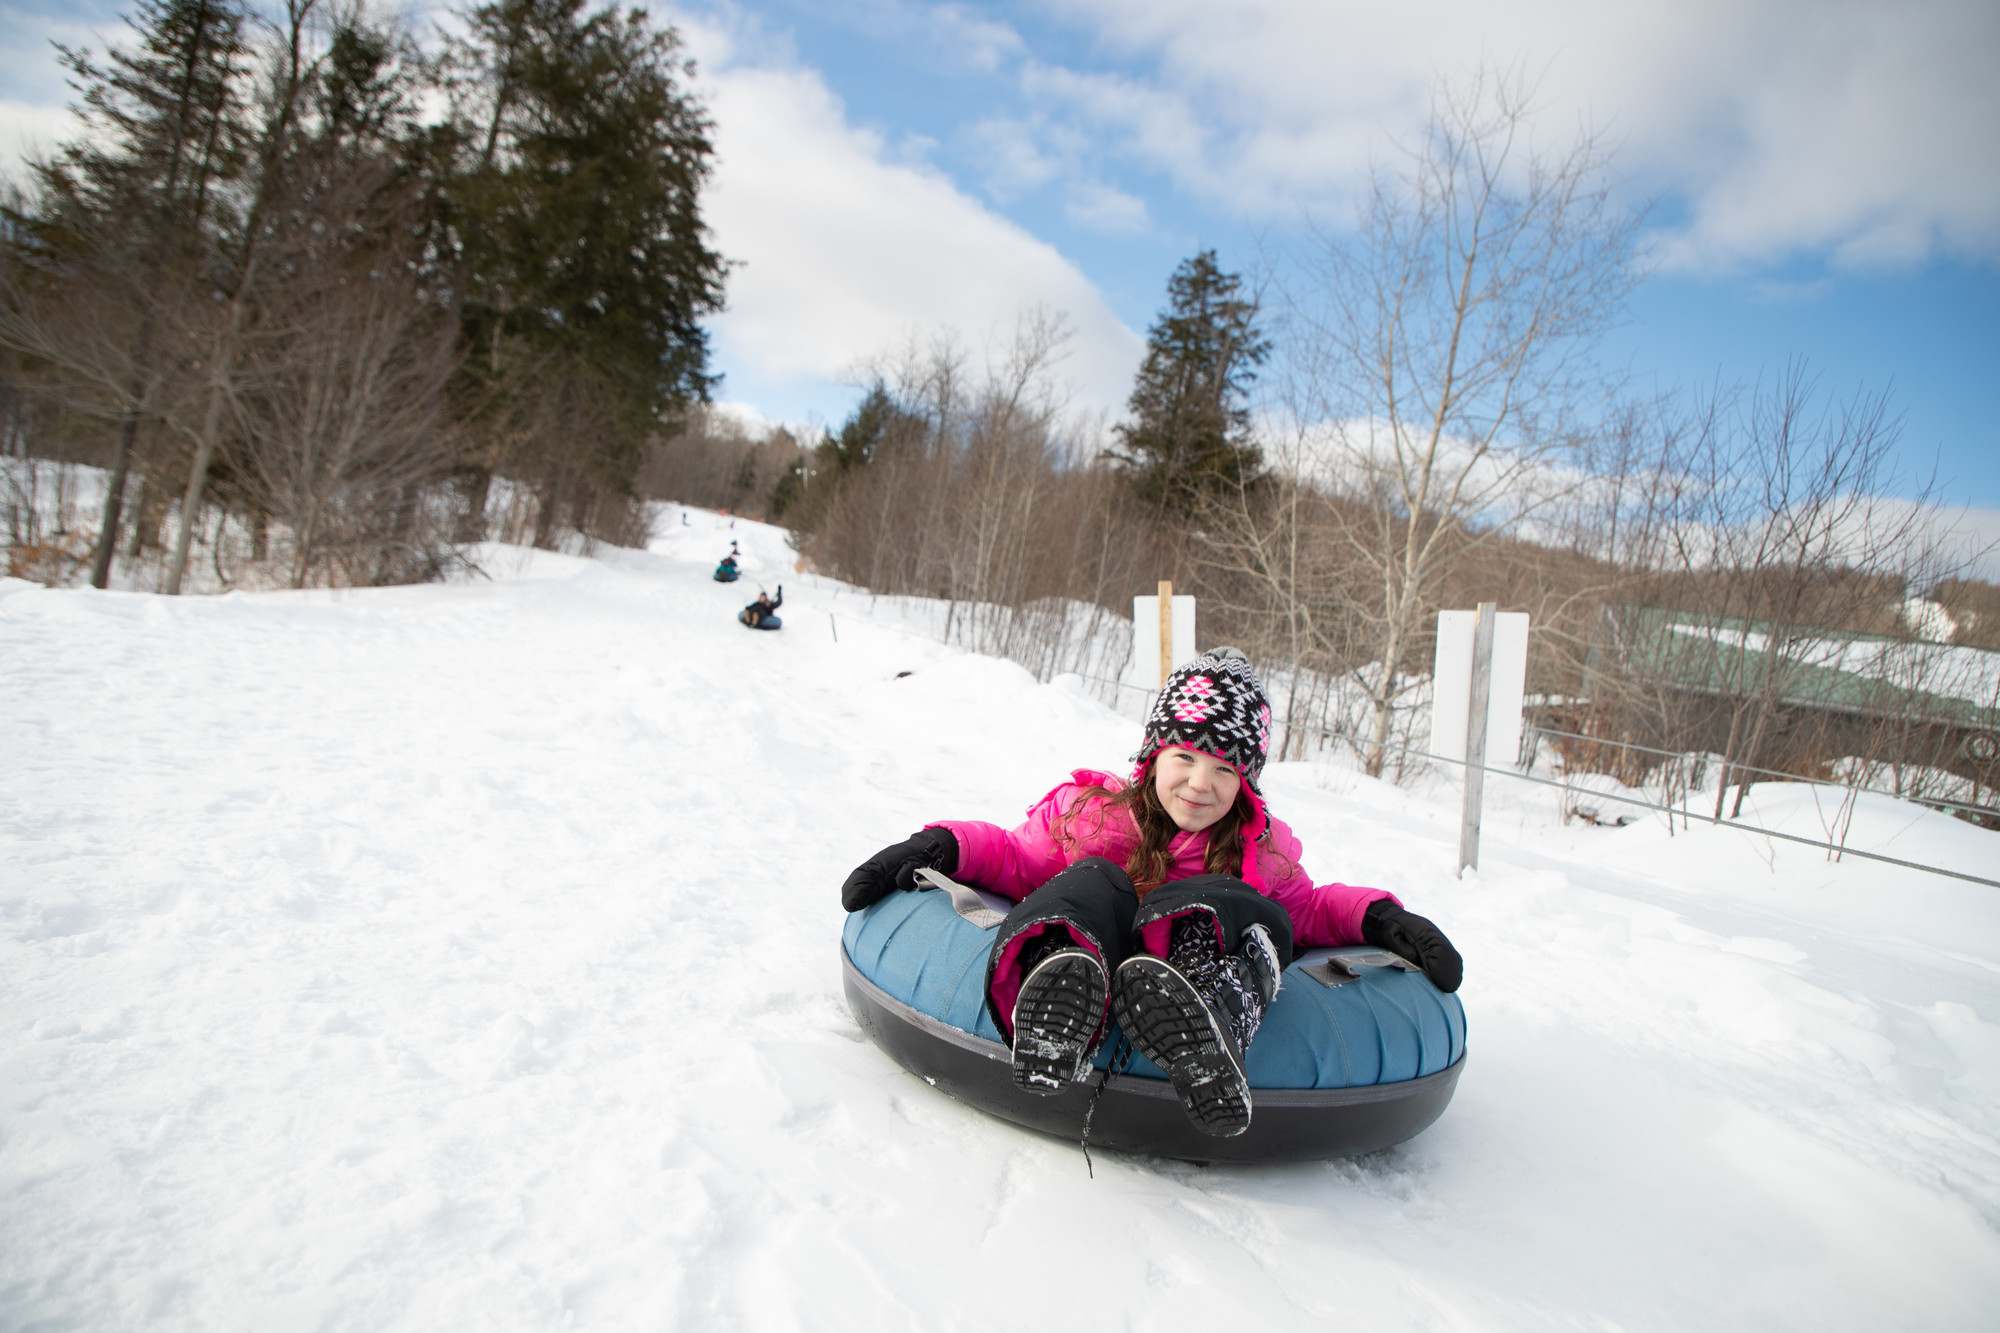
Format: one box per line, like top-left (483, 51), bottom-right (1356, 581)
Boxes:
top-left (2, 506), bottom-right (1996, 1330)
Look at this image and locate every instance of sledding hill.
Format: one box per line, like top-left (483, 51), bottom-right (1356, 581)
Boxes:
top-left (2, 506), bottom-right (1996, 1330)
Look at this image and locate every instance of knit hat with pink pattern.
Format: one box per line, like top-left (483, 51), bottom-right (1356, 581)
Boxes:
top-left (1132, 647), bottom-right (1273, 791)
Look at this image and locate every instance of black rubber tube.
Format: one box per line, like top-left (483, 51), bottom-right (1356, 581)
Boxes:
top-left (842, 944), bottom-right (1463, 1165)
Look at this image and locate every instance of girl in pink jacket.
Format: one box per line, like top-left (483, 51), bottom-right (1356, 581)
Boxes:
top-left (840, 648), bottom-right (1462, 1138)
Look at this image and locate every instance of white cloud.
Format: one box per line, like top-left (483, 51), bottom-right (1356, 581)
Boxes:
top-left (963, 115), bottom-right (1062, 196)
top-left (1028, 0), bottom-right (2000, 271)
top-left (682, 15), bottom-right (1144, 414)
top-left (1267, 410), bottom-right (2000, 583)
top-left (1064, 180), bottom-right (1149, 234)
top-left (1948, 509), bottom-right (2000, 585)
top-left (709, 399), bottom-right (801, 440)
top-left (1830, 499), bottom-right (2000, 585)
top-left (0, 101), bottom-right (75, 183)
top-left (0, 3), bottom-right (110, 182)
top-left (1019, 61), bottom-right (1231, 198)
top-left (917, 2), bottom-right (1026, 71)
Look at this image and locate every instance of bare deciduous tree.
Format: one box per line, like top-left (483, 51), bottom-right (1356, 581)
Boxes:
top-left (228, 232), bottom-right (453, 587)
top-left (1631, 367), bottom-right (1966, 817)
top-left (637, 406), bottom-right (806, 522)
top-left (783, 313), bottom-right (1181, 690)
top-left (1281, 68), bottom-right (1643, 775)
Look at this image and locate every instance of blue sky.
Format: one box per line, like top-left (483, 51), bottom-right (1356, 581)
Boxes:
top-left (675, 0), bottom-right (1999, 504)
top-left (4, 0), bottom-right (1996, 516)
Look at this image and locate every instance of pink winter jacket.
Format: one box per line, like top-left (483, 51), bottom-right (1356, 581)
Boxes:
top-left (931, 768), bottom-right (1398, 948)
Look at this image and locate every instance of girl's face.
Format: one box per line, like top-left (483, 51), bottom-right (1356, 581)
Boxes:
top-left (1152, 746), bottom-right (1242, 833)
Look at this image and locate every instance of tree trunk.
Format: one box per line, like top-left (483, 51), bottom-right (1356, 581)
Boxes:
top-left (531, 478), bottom-right (559, 549)
top-left (458, 466), bottom-right (493, 542)
top-left (1730, 698), bottom-right (1776, 820)
top-left (168, 240), bottom-right (263, 594)
top-left (165, 375), bottom-right (230, 595)
top-left (125, 471), bottom-right (153, 559)
top-left (292, 493), bottom-right (322, 589)
top-left (1713, 705), bottom-right (1746, 821)
top-left (89, 407), bottom-right (144, 588)
top-left (1364, 602), bottom-right (1409, 777)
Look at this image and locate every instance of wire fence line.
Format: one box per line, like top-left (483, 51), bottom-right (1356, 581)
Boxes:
top-left (1374, 735), bottom-right (2000, 891)
top-left (822, 593), bottom-right (1997, 891)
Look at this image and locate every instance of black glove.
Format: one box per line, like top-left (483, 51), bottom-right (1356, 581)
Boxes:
top-left (840, 828), bottom-right (959, 912)
top-left (1363, 899), bottom-right (1463, 992)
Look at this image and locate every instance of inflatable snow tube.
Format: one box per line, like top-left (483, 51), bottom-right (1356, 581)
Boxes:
top-left (842, 879), bottom-right (1466, 1164)
top-left (713, 569), bottom-right (740, 582)
top-left (739, 613), bottom-right (781, 630)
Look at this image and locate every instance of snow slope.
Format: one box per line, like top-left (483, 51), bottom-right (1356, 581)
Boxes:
top-left (3, 506), bottom-right (1997, 1331)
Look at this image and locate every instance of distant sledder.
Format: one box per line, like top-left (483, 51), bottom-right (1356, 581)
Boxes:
top-left (740, 586), bottom-right (782, 630)
top-left (713, 542), bottom-right (742, 582)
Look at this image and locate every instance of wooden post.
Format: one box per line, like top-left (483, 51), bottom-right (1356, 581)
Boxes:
top-left (1158, 580), bottom-right (1174, 688)
top-left (1459, 601), bottom-right (1497, 876)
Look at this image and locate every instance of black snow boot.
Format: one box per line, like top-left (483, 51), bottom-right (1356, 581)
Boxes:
top-left (1235, 923), bottom-right (1284, 1035)
top-left (1113, 915), bottom-right (1279, 1137)
top-left (1009, 935), bottom-right (1109, 1096)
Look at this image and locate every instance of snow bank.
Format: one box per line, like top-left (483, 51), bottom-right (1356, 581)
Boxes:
top-left (2, 507), bottom-right (1996, 1330)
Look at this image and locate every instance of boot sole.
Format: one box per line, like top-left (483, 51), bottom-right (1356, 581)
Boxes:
top-left (1010, 951), bottom-right (1107, 1096)
top-left (1114, 956), bottom-right (1252, 1137)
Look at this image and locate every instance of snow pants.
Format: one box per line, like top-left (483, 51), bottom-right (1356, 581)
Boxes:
top-left (982, 856), bottom-right (1295, 1042)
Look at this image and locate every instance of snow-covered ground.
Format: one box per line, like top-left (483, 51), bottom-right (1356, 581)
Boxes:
top-left (3, 505), bottom-right (1997, 1331)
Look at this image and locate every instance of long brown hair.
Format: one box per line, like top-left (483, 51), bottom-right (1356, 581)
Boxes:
top-left (1056, 760), bottom-right (1255, 898)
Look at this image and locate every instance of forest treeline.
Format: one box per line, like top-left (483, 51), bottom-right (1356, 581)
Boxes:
top-left (1, 0), bottom-right (724, 589)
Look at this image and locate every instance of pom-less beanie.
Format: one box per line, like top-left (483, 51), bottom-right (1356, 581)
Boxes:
top-left (1133, 647), bottom-right (1274, 791)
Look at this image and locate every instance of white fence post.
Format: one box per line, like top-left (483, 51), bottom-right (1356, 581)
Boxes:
top-left (1433, 604), bottom-right (1529, 877)
top-left (1460, 602), bottom-right (1497, 874)
top-left (1130, 587), bottom-right (1196, 691)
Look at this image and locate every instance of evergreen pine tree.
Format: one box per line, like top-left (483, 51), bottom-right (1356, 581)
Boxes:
top-left (436, 0), bottom-right (728, 533)
top-left (1111, 250), bottom-right (1269, 511)
top-left (769, 381), bottom-right (924, 525)
top-left (820, 381), bottom-right (924, 474)
top-left (17, 0), bottom-right (252, 586)
top-left (39, 0), bottom-right (251, 237)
